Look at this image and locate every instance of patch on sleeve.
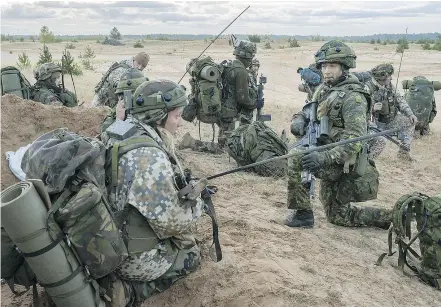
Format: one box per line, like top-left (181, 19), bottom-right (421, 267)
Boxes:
top-left (355, 95), bottom-right (362, 103)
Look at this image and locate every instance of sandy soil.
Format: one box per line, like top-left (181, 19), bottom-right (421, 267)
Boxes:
top-left (1, 39), bottom-right (441, 306)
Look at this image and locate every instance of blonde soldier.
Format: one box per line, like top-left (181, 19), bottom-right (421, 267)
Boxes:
top-left (101, 80), bottom-right (207, 306)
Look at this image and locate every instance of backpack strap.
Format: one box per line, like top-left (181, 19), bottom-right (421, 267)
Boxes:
top-left (94, 62), bottom-right (131, 93)
top-left (111, 136), bottom-right (164, 187)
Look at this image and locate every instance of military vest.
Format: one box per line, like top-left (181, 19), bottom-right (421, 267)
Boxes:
top-left (315, 80), bottom-right (370, 142)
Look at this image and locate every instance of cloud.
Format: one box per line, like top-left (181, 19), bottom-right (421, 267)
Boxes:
top-left (1, 1), bottom-right (440, 36)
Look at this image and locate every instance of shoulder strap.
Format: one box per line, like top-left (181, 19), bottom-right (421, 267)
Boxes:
top-left (111, 136), bottom-right (164, 187)
top-left (94, 62), bottom-right (131, 93)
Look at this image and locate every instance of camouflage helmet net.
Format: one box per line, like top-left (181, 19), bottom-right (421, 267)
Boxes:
top-left (314, 40), bottom-right (357, 69)
top-left (114, 68), bottom-right (148, 94)
top-left (130, 79), bottom-right (188, 125)
top-left (371, 63), bottom-right (394, 81)
top-left (233, 40), bottom-right (257, 59)
top-left (34, 63), bottom-right (62, 81)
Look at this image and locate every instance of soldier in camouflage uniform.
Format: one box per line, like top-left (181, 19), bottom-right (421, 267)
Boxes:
top-left (218, 40), bottom-right (257, 145)
top-left (102, 80), bottom-right (206, 306)
top-left (286, 40), bottom-right (392, 229)
top-left (367, 64), bottom-right (417, 160)
top-left (92, 52), bottom-right (150, 108)
top-left (30, 63), bottom-right (78, 107)
top-left (100, 68), bottom-right (150, 135)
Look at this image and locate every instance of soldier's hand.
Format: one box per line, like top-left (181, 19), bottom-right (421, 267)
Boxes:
top-left (301, 152), bottom-right (327, 173)
top-left (373, 102), bottom-right (383, 112)
top-left (409, 115), bottom-right (418, 124)
top-left (116, 100), bottom-right (126, 120)
top-left (178, 178), bottom-right (208, 200)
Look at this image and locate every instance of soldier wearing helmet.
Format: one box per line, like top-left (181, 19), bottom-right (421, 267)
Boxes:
top-left (92, 52), bottom-right (150, 108)
top-left (286, 40), bottom-right (391, 229)
top-left (30, 63), bottom-right (78, 107)
top-left (367, 63), bottom-right (417, 160)
top-left (100, 79), bottom-right (208, 306)
top-left (218, 39), bottom-right (257, 145)
top-left (100, 68), bottom-right (150, 138)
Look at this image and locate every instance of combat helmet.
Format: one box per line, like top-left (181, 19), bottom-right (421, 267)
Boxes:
top-left (314, 40), bottom-right (357, 69)
top-left (34, 63), bottom-right (62, 81)
top-left (130, 79), bottom-right (188, 125)
top-left (114, 68), bottom-right (149, 95)
top-left (371, 63), bottom-right (394, 81)
top-left (233, 40), bottom-right (256, 59)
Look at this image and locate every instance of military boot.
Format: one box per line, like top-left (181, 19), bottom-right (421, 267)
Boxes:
top-left (285, 209), bottom-right (315, 228)
top-left (178, 132), bottom-right (196, 150)
top-left (397, 144), bottom-right (415, 161)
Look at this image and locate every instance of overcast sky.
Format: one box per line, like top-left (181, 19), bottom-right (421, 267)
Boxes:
top-left (1, 1), bottom-right (441, 36)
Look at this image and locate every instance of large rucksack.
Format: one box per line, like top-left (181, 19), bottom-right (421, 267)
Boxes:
top-left (402, 76), bottom-right (437, 129)
top-left (94, 61), bottom-right (131, 106)
top-left (226, 121), bottom-right (287, 177)
top-left (184, 56), bottom-right (223, 124)
top-left (1, 66), bottom-right (32, 99)
top-left (376, 192), bottom-right (441, 290)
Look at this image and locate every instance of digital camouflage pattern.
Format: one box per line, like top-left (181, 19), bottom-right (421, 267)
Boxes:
top-left (384, 192), bottom-right (441, 290)
top-left (226, 121), bottom-right (287, 177)
top-left (92, 58), bottom-right (135, 107)
top-left (108, 122), bottom-right (203, 288)
top-left (288, 74), bottom-right (391, 227)
top-left (233, 40), bottom-right (257, 59)
top-left (31, 86), bottom-right (78, 107)
top-left (368, 77), bottom-right (415, 156)
top-left (314, 40), bottom-right (357, 69)
top-left (33, 63), bottom-right (62, 81)
top-left (370, 63), bottom-right (394, 81)
top-left (21, 129), bottom-right (126, 279)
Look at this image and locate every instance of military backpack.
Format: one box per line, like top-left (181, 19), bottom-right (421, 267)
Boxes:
top-left (1, 66), bottom-right (32, 99)
top-left (376, 192), bottom-right (441, 290)
top-left (183, 56), bottom-right (223, 124)
top-left (402, 77), bottom-right (438, 129)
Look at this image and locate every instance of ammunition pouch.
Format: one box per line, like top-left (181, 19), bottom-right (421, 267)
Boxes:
top-left (337, 160), bottom-right (379, 203)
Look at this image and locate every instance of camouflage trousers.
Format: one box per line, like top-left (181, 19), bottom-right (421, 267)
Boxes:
top-left (122, 245), bottom-right (200, 306)
top-left (372, 113), bottom-right (415, 154)
top-left (367, 130), bottom-right (386, 160)
top-left (287, 148), bottom-right (392, 228)
top-left (217, 120), bottom-right (235, 146)
top-left (252, 150), bottom-right (287, 178)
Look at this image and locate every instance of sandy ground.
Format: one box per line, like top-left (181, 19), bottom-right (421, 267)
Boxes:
top-left (1, 39), bottom-right (441, 306)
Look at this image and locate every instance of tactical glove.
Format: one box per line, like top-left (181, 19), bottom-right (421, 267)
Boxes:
top-left (301, 152), bottom-right (331, 173)
top-left (290, 114), bottom-right (306, 137)
top-left (178, 178), bottom-right (208, 200)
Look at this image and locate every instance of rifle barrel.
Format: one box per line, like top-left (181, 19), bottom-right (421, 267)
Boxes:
top-left (207, 127), bottom-right (401, 180)
top-left (177, 5), bottom-right (250, 84)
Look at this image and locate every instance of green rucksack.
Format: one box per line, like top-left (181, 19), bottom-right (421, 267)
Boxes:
top-left (226, 121), bottom-right (288, 177)
top-left (184, 56), bottom-right (223, 124)
top-left (1, 66), bottom-right (32, 99)
top-left (402, 76), bottom-right (436, 130)
top-left (376, 192), bottom-right (441, 290)
top-left (20, 129), bottom-right (128, 280)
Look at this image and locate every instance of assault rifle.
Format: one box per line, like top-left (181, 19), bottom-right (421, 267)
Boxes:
top-left (256, 74), bottom-right (271, 122)
top-left (206, 127), bottom-right (402, 180)
top-left (295, 101), bottom-right (329, 199)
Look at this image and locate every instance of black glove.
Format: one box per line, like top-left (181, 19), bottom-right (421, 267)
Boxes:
top-left (301, 152), bottom-right (329, 173)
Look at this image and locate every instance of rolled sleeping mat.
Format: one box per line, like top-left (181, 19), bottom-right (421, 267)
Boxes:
top-left (1, 181), bottom-right (105, 307)
top-left (200, 65), bottom-right (220, 82)
top-left (403, 79), bottom-right (441, 91)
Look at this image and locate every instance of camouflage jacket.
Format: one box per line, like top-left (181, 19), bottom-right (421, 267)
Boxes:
top-left (221, 59), bottom-right (255, 118)
top-left (109, 121), bottom-right (204, 281)
top-left (92, 58), bottom-right (136, 108)
top-left (293, 74), bottom-right (369, 165)
top-left (31, 84), bottom-right (78, 107)
top-left (367, 78), bottom-right (414, 123)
